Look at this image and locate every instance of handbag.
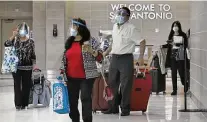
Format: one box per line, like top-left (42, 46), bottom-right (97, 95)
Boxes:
top-left (53, 76), bottom-right (70, 114)
top-left (1, 39), bottom-right (19, 73)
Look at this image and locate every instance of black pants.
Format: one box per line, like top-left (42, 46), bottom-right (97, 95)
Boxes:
top-left (12, 69), bottom-right (32, 107)
top-left (171, 57), bottom-right (185, 91)
top-left (108, 54), bottom-right (134, 112)
top-left (66, 77), bottom-right (95, 122)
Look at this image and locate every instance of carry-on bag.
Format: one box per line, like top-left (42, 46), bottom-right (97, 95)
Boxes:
top-left (130, 65), bottom-right (152, 113)
top-left (150, 54), bottom-right (166, 95)
top-left (53, 76), bottom-right (70, 114)
top-left (150, 69), bottom-right (166, 95)
top-left (29, 69), bottom-right (51, 106)
top-left (92, 76), bottom-right (109, 113)
top-left (1, 38), bottom-right (19, 74)
top-left (100, 61), bottom-right (113, 102)
top-left (29, 69), bottom-right (45, 105)
top-left (92, 60), bottom-right (112, 112)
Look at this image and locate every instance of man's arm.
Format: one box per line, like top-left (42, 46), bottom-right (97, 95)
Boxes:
top-left (138, 39), bottom-right (146, 65)
top-left (99, 30), bottom-right (113, 35)
top-left (131, 27), bottom-right (146, 65)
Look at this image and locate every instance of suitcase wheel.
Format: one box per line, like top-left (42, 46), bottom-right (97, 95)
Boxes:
top-left (156, 92), bottom-right (159, 95)
top-left (93, 110), bottom-right (97, 114)
top-left (142, 110), bottom-right (146, 113)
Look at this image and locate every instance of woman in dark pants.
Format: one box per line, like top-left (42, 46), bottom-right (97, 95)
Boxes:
top-left (4, 22), bottom-right (36, 110)
top-left (163, 21), bottom-right (190, 95)
top-left (60, 18), bottom-right (102, 122)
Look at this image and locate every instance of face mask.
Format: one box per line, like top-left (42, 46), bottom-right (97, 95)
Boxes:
top-left (19, 30), bottom-right (27, 37)
top-left (115, 15), bottom-right (125, 24)
top-left (70, 28), bottom-right (78, 37)
top-left (173, 27), bottom-right (179, 32)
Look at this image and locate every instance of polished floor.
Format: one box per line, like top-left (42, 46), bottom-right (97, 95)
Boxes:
top-left (0, 79), bottom-right (206, 122)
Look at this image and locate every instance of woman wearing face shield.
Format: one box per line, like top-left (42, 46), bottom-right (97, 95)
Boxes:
top-left (162, 21), bottom-right (189, 95)
top-left (60, 18), bottom-right (103, 122)
top-left (4, 22), bottom-right (36, 110)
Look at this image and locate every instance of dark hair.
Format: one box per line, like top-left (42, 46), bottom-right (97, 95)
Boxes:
top-left (120, 7), bottom-right (131, 17)
top-left (65, 18), bottom-right (91, 50)
top-left (168, 21), bottom-right (185, 40)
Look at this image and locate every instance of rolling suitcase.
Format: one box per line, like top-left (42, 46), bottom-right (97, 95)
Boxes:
top-left (130, 65), bottom-right (152, 113)
top-left (92, 58), bottom-right (113, 112)
top-left (150, 69), bottom-right (166, 95)
top-left (92, 75), bottom-right (109, 112)
top-left (150, 54), bottom-right (166, 95)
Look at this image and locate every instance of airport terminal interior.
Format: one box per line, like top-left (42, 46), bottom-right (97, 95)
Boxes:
top-left (0, 1), bottom-right (207, 122)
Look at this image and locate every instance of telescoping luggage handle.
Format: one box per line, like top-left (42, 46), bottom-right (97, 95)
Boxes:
top-left (33, 68), bottom-right (42, 84)
top-left (32, 68), bottom-right (44, 95)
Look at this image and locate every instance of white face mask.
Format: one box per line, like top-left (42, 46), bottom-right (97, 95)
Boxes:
top-left (19, 30), bottom-right (27, 37)
top-left (115, 15), bottom-right (125, 24)
top-left (70, 28), bottom-right (78, 37)
top-left (173, 27), bottom-right (179, 32)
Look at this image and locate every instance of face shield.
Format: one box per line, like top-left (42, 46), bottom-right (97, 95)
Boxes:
top-left (17, 22), bottom-right (30, 38)
top-left (114, 9), bottom-right (130, 24)
top-left (68, 20), bottom-right (86, 37)
top-left (115, 9), bottom-right (129, 17)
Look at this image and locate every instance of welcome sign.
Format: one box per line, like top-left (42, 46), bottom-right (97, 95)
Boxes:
top-left (109, 4), bottom-right (173, 20)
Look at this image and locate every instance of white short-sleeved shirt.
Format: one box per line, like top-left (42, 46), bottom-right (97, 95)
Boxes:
top-left (111, 22), bottom-right (143, 54)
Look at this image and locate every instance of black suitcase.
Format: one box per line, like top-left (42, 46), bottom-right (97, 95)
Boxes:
top-left (150, 69), bottom-right (166, 95)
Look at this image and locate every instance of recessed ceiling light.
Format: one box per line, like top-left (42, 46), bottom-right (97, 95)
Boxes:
top-left (15, 9), bottom-right (19, 12)
top-left (155, 28), bottom-right (159, 33)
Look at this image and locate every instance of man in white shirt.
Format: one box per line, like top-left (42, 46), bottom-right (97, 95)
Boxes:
top-left (102, 7), bottom-right (146, 116)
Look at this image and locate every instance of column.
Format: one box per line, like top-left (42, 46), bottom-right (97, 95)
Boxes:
top-left (46, 1), bottom-right (65, 70)
top-left (33, 1), bottom-right (46, 70)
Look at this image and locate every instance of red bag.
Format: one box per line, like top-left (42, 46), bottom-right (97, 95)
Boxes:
top-left (92, 61), bottom-right (112, 112)
top-left (101, 71), bottom-right (113, 102)
top-left (92, 77), bottom-right (109, 112)
top-left (130, 66), bottom-right (152, 112)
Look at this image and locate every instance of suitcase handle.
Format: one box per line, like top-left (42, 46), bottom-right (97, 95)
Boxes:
top-left (100, 58), bottom-right (109, 87)
top-left (135, 63), bottom-right (147, 79)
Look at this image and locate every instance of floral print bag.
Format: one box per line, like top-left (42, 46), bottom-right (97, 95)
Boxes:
top-left (1, 40), bottom-right (19, 74)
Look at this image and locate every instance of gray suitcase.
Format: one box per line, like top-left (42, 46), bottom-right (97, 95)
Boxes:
top-left (150, 69), bottom-right (166, 95)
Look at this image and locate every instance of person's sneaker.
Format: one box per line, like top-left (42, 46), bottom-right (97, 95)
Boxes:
top-left (16, 106), bottom-right (21, 111)
top-left (171, 91), bottom-right (177, 95)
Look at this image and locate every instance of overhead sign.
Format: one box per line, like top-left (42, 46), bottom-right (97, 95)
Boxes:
top-left (109, 4), bottom-right (173, 20)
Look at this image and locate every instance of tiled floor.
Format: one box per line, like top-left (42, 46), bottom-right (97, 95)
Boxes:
top-left (0, 78), bottom-right (206, 122)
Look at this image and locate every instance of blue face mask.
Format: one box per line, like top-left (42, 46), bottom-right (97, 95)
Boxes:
top-left (19, 29), bottom-right (27, 37)
top-left (116, 15), bottom-right (125, 24)
top-left (70, 28), bottom-right (78, 37)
